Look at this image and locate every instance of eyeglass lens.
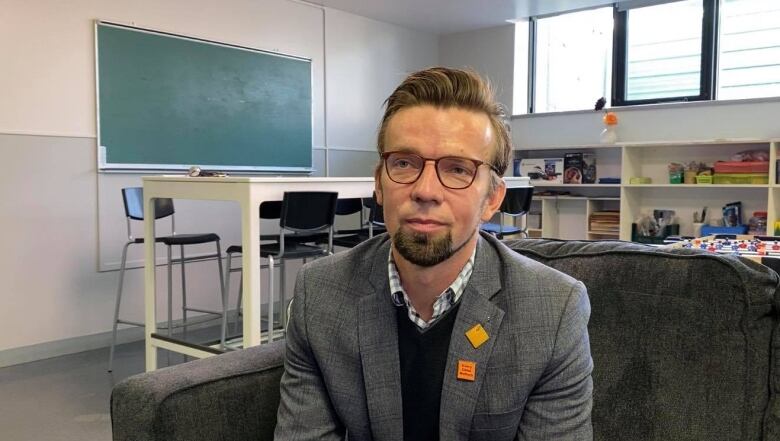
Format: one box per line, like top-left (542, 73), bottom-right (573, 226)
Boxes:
top-left (385, 152), bottom-right (478, 189)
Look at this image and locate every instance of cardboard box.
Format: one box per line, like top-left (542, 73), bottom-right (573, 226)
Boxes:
top-left (563, 153), bottom-right (597, 184)
top-left (520, 158), bottom-right (563, 184)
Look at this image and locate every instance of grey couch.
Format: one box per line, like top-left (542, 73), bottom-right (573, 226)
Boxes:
top-left (111, 239), bottom-right (780, 440)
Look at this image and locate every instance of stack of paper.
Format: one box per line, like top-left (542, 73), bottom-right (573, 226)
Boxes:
top-left (589, 211), bottom-right (620, 234)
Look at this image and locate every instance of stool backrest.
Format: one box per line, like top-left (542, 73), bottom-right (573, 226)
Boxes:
top-left (335, 198), bottom-right (363, 216)
top-left (260, 200), bottom-right (282, 220)
top-left (280, 192), bottom-right (338, 232)
top-left (364, 193), bottom-right (385, 226)
top-left (501, 187), bottom-right (533, 216)
top-left (122, 187), bottom-right (175, 221)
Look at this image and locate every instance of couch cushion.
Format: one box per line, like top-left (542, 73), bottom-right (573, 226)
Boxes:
top-left (504, 239), bottom-right (780, 441)
top-left (111, 339), bottom-right (285, 441)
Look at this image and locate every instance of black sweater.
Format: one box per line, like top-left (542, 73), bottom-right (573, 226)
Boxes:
top-left (396, 303), bottom-right (461, 441)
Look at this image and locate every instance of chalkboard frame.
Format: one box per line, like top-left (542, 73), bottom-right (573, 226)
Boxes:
top-left (94, 20), bottom-right (314, 173)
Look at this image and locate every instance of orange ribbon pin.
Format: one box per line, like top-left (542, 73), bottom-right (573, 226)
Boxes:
top-left (457, 360), bottom-right (476, 381)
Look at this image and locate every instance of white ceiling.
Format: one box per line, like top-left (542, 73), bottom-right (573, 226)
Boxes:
top-left (314, 0), bottom-right (627, 34)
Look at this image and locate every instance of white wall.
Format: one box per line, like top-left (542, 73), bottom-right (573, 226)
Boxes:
top-left (512, 100), bottom-right (780, 148)
top-left (439, 24), bottom-right (516, 114)
top-left (1, 0), bottom-right (326, 141)
top-left (323, 8), bottom-right (438, 177)
top-left (325, 8), bottom-right (438, 154)
top-left (0, 0), bottom-right (437, 359)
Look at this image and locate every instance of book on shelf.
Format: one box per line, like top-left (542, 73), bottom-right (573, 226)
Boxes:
top-left (589, 211), bottom-right (620, 234)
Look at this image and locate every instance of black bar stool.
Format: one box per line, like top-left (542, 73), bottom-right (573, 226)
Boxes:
top-left (330, 193), bottom-right (385, 248)
top-left (224, 191), bottom-right (338, 342)
top-left (480, 187), bottom-right (534, 239)
top-left (108, 187), bottom-right (226, 371)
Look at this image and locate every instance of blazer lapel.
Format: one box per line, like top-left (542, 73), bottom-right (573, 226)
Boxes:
top-left (439, 237), bottom-right (505, 440)
top-left (359, 239), bottom-right (403, 441)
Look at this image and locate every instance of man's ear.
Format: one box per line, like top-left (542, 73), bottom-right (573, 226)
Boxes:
top-left (374, 165), bottom-right (384, 205)
top-left (480, 180), bottom-right (506, 222)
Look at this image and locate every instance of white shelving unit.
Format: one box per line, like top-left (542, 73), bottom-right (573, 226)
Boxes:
top-left (516, 139), bottom-right (779, 241)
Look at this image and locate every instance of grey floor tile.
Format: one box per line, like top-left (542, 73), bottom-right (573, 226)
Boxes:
top-left (0, 324), bottom-right (226, 441)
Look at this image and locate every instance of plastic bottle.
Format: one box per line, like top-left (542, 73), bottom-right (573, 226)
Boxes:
top-left (600, 112), bottom-right (618, 144)
top-left (748, 211), bottom-right (767, 236)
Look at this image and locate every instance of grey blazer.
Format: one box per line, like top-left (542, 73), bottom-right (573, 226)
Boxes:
top-left (275, 232), bottom-right (593, 441)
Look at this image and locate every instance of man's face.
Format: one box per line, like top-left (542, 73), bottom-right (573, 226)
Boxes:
top-left (375, 105), bottom-right (506, 267)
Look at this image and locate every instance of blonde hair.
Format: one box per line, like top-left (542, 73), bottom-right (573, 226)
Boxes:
top-left (376, 67), bottom-right (512, 191)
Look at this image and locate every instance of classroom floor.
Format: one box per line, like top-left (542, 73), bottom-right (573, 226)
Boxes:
top-left (0, 329), bottom-right (219, 441)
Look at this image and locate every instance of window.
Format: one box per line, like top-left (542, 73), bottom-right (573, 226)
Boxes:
top-left (613, 0), bottom-right (716, 105)
top-left (718, 0), bottom-right (780, 99)
top-left (515, 0), bottom-right (780, 114)
top-left (531, 7), bottom-right (614, 113)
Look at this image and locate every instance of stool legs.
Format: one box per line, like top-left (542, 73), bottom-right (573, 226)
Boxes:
top-left (267, 255), bottom-right (275, 342)
top-left (180, 245), bottom-right (188, 337)
top-left (222, 252), bottom-right (233, 347)
top-left (108, 241), bottom-right (132, 372)
top-left (235, 282), bottom-right (243, 335)
top-left (226, 251), bottom-right (244, 337)
top-left (225, 251), bottom-right (293, 342)
top-left (279, 260), bottom-right (286, 333)
top-left (167, 246), bottom-right (174, 337)
top-left (109, 240), bottom-right (226, 370)
top-left (215, 240), bottom-right (226, 347)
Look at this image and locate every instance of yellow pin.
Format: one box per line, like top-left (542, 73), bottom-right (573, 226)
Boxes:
top-left (465, 323), bottom-right (489, 349)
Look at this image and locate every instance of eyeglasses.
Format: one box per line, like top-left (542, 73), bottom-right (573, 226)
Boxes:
top-left (381, 152), bottom-right (500, 190)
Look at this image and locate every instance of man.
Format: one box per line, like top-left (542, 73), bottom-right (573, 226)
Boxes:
top-left (275, 67), bottom-right (593, 440)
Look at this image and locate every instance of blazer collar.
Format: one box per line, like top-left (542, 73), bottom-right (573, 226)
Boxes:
top-left (469, 233), bottom-right (504, 300)
top-left (439, 235), bottom-right (505, 439)
top-left (361, 237), bottom-right (403, 441)
top-left (367, 235), bottom-right (392, 293)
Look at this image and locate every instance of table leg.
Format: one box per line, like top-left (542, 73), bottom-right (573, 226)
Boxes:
top-left (242, 200), bottom-right (262, 346)
top-left (144, 195), bottom-right (158, 372)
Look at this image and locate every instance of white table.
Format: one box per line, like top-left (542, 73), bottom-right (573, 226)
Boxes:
top-left (142, 176), bottom-right (376, 371)
top-left (142, 175), bottom-right (530, 371)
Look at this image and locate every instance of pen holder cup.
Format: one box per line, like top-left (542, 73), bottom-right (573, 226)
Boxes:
top-left (631, 224), bottom-right (680, 244)
top-left (692, 222), bottom-right (704, 237)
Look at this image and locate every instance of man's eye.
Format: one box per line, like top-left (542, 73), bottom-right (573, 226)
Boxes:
top-left (443, 162), bottom-right (473, 175)
top-left (394, 159), bottom-right (414, 168)
top-left (449, 166), bottom-right (470, 175)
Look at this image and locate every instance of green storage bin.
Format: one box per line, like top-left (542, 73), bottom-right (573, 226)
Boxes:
top-left (712, 173), bottom-right (768, 184)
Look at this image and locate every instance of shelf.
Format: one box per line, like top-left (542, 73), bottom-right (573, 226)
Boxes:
top-left (521, 139), bottom-right (769, 151)
top-left (518, 139), bottom-right (779, 242)
top-left (536, 195), bottom-right (622, 201)
top-left (519, 143), bottom-right (624, 150)
top-left (620, 138), bottom-right (768, 148)
top-left (537, 195), bottom-right (590, 200)
top-left (623, 184), bottom-right (768, 188)
top-left (532, 183), bottom-right (621, 188)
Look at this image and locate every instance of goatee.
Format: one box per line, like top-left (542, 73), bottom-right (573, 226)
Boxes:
top-left (393, 228), bottom-right (461, 267)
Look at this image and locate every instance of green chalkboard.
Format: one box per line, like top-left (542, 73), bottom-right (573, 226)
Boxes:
top-left (96, 22), bottom-right (312, 171)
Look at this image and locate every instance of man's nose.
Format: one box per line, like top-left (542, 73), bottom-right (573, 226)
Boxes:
top-left (410, 161), bottom-right (444, 202)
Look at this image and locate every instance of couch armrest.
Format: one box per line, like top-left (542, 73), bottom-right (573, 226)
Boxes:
top-left (111, 340), bottom-right (285, 441)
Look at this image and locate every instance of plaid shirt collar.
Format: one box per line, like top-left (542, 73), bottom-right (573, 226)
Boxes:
top-left (388, 246), bottom-right (476, 330)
